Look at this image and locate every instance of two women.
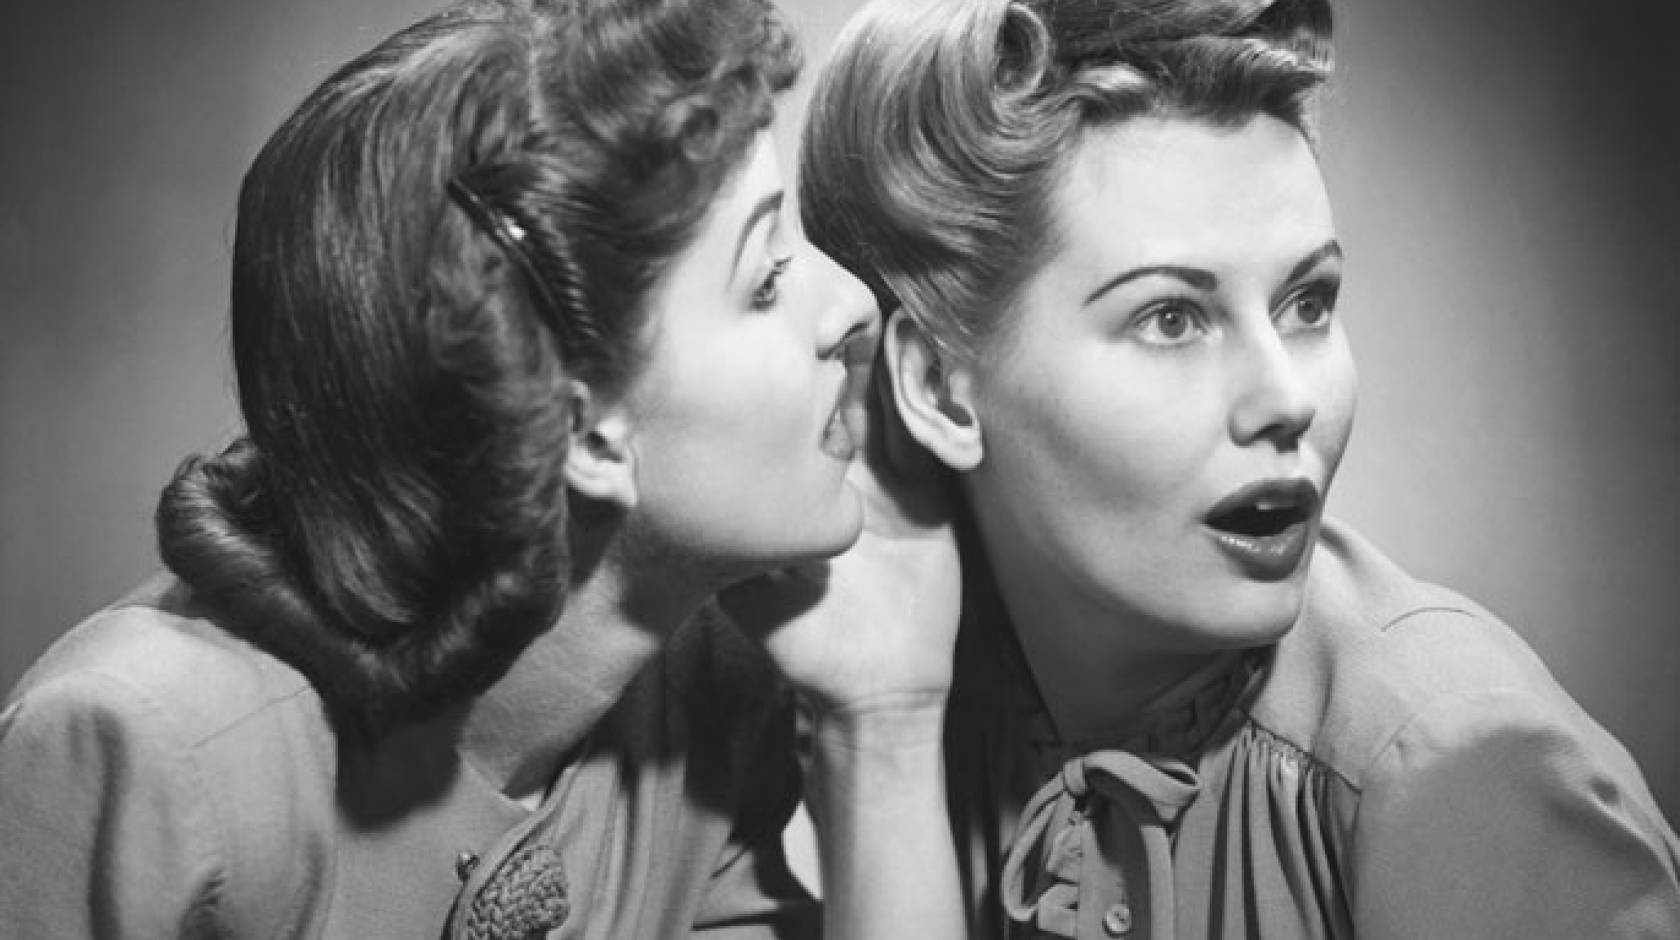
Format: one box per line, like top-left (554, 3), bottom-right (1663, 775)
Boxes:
top-left (0, 0), bottom-right (963, 936)
top-left (801, 0), bottom-right (1680, 936)
top-left (8, 0), bottom-right (1675, 935)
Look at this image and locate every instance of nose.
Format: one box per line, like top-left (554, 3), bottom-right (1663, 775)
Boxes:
top-left (1228, 326), bottom-right (1316, 449)
top-left (812, 246), bottom-right (881, 361)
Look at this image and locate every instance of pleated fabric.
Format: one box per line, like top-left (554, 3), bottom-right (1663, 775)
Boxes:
top-left (947, 520), bottom-right (1680, 940)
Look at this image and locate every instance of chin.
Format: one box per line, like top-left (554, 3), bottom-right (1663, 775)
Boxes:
top-left (757, 488), bottom-right (866, 567)
top-left (805, 494), bottom-right (867, 559)
top-left (1199, 579), bottom-right (1308, 649)
top-left (1139, 569), bottom-right (1306, 653)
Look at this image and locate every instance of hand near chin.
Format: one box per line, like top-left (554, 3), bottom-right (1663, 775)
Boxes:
top-left (721, 367), bottom-right (961, 729)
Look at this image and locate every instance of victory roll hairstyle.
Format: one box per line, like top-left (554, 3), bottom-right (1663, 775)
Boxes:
top-left (800, 0), bottom-right (1331, 361)
top-left (156, 0), bottom-right (798, 735)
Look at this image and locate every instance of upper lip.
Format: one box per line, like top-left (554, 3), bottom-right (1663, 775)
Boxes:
top-left (1204, 477), bottom-right (1322, 531)
top-left (831, 328), bottom-right (878, 415)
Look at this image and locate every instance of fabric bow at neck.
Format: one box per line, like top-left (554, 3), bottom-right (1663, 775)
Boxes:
top-left (1000, 750), bottom-right (1201, 939)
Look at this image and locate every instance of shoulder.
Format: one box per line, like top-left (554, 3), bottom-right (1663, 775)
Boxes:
top-left (1249, 521), bottom-right (1612, 788)
top-left (1240, 525), bottom-right (1680, 930)
top-left (2, 577), bottom-right (338, 934)
top-left (8, 575), bottom-right (316, 735)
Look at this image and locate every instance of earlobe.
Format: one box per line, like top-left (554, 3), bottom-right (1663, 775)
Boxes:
top-left (562, 382), bottom-right (638, 509)
top-left (883, 309), bottom-right (983, 472)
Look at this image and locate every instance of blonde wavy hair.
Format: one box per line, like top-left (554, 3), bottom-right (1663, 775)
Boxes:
top-left (800, 0), bottom-right (1332, 361)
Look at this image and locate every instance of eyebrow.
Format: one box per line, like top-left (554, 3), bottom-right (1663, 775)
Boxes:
top-left (1083, 264), bottom-right (1217, 306)
top-left (1282, 239), bottom-right (1344, 288)
top-left (730, 190), bottom-right (785, 277)
top-left (1081, 238), bottom-right (1346, 308)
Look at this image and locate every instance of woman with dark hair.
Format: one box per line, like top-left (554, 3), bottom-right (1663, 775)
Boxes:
top-left (801, 0), bottom-right (1680, 936)
top-left (0, 0), bottom-right (965, 936)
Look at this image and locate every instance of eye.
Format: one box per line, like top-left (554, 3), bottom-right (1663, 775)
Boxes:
top-left (1277, 280), bottom-right (1339, 333)
top-left (1132, 299), bottom-right (1208, 346)
top-left (751, 255), bottom-right (793, 310)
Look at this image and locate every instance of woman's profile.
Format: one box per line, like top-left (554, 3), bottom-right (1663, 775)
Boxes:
top-left (800, 0), bottom-right (1680, 936)
top-left (0, 0), bottom-right (963, 936)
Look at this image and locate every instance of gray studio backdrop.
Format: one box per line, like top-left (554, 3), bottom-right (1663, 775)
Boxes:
top-left (2, 0), bottom-right (1676, 821)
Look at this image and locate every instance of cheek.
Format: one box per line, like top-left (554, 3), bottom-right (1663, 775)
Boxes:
top-left (979, 349), bottom-right (1219, 527)
top-left (671, 347), bottom-right (813, 468)
top-left (1308, 331), bottom-right (1359, 473)
top-left (627, 328), bottom-right (850, 559)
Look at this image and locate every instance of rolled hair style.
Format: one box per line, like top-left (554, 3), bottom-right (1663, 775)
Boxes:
top-left (799, 0), bottom-right (1331, 362)
top-left (156, 0), bottom-right (798, 736)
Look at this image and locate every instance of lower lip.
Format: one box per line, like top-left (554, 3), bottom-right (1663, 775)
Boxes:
top-left (820, 398), bottom-right (861, 460)
top-left (820, 365), bottom-right (868, 460)
top-left (820, 416), bottom-right (854, 459)
top-left (1205, 520), bottom-right (1312, 581)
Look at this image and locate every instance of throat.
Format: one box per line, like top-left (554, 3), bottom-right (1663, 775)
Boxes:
top-left (1017, 635), bottom-right (1248, 750)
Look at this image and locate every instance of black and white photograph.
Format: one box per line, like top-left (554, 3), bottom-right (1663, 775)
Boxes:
top-left (2, 0), bottom-right (1676, 936)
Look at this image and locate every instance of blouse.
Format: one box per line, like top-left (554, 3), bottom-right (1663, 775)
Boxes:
top-left (0, 576), bottom-right (816, 939)
top-left (947, 520), bottom-right (1680, 939)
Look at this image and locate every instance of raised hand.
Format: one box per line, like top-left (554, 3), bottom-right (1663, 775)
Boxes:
top-left (720, 340), bottom-right (967, 940)
top-left (720, 354), bottom-right (961, 718)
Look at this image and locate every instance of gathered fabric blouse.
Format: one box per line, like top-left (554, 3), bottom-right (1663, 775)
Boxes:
top-left (0, 577), bottom-right (815, 939)
top-left (947, 520), bottom-right (1680, 939)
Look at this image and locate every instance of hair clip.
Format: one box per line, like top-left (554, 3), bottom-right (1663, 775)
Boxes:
top-left (446, 177), bottom-right (567, 326)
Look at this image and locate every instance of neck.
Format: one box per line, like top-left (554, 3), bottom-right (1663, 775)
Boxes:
top-left (1016, 615), bottom-right (1242, 747)
top-left (456, 548), bottom-right (714, 804)
top-left (972, 527), bottom-right (1234, 748)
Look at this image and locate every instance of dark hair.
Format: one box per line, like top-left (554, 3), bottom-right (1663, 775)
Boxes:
top-left (155, 0), bottom-right (799, 735)
top-left (799, 0), bottom-right (1330, 361)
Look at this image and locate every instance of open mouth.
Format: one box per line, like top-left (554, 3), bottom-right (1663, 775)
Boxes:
top-left (820, 357), bottom-right (871, 460)
top-left (1205, 479), bottom-right (1320, 538)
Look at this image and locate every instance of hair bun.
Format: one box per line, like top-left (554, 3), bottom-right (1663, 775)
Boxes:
top-left (156, 438), bottom-right (279, 586)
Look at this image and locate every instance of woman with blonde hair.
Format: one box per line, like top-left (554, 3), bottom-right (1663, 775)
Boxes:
top-left (801, 0), bottom-right (1680, 936)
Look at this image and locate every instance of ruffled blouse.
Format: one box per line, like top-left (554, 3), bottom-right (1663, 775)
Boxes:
top-left (947, 520), bottom-right (1680, 939)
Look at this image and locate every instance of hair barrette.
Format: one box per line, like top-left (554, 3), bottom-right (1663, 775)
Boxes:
top-left (446, 177), bottom-right (568, 326)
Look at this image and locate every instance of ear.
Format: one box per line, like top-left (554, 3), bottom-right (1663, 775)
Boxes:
top-left (562, 381), bottom-right (638, 509)
top-left (883, 308), bottom-right (983, 472)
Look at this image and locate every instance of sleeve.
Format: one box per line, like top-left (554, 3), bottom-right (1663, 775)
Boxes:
top-left (690, 697), bottom-right (821, 939)
top-left (0, 673), bottom-right (224, 939)
top-left (1349, 686), bottom-right (1680, 939)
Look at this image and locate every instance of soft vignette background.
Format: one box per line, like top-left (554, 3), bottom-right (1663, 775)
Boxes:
top-left (0, 0), bottom-right (1674, 840)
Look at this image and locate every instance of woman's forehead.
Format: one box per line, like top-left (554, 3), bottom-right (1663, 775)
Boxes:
top-left (1049, 114), bottom-right (1334, 271)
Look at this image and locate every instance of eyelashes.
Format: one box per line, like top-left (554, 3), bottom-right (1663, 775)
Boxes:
top-left (751, 254), bottom-right (793, 310)
top-left (1124, 275), bottom-right (1341, 346)
top-left (1131, 296), bottom-right (1207, 345)
top-left (1276, 277), bottom-right (1340, 332)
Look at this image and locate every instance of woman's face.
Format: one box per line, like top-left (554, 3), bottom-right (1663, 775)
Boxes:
top-left (963, 114), bottom-right (1356, 655)
top-left (618, 131), bottom-right (879, 576)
